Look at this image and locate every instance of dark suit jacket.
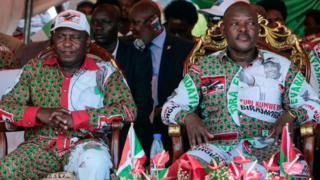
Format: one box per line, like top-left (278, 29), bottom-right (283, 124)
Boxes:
top-left (118, 34), bottom-right (193, 160)
top-left (157, 33), bottom-right (194, 107)
top-left (116, 37), bottom-right (154, 159)
top-left (151, 33), bottom-right (194, 158)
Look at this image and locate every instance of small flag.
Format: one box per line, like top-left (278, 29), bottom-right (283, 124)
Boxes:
top-left (116, 123), bottom-right (147, 178)
top-left (279, 124), bottom-right (297, 176)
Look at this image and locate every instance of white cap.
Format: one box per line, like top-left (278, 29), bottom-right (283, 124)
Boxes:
top-left (199, 0), bottom-right (250, 17)
top-left (51, 10), bottom-right (90, 35)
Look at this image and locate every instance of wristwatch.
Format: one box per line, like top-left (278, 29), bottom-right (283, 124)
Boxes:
top-left (287, 110), bottom-right (297, 120)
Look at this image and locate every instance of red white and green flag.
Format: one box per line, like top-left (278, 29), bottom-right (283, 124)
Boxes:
top-left (116, 123), bottom-right (147, 178)
top-left (279, 124), bottom-right (297, 176)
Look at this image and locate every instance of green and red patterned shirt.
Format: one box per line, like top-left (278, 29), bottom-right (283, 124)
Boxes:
top-left (161, 49), bottom-right (320, 149)
top-left (0, 44), bottom-right (19, 69)
top-left (0, 54), bottom-right (136, 152)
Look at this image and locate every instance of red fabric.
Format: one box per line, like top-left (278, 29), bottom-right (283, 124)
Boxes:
top-left (166, 154), bottom-right (206, 179)
top-left (151, 151), bottom-right (170, 168)
top-left (280, 125), bottom-right (297, 162)
top-left (12, 106), bottom-right (40, 127)
top-left (61, 76), bottom-right (71, 108)
top-left (43, 56), bottom-right (99, 71)
top-left (71, 110), bottom-right (89, 130)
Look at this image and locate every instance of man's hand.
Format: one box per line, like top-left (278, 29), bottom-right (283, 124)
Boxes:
top-left (49, 110), bottom-right (73, 131)
top-left (36, 108), bottom-right (72, 130)
top-left (185, 113), bottom-right (214, 147)
top-left (270, 110), bottom-right (296, 144)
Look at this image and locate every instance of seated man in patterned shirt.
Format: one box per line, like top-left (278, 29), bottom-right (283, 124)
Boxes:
top-left (161, 2), bottom-right (319, 178)
top-left (0, 10), bottom-right (136, 179)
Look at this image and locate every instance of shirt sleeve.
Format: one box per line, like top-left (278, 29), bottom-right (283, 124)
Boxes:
top-left (0, 60), bottom-right (42, 127)
top-left (72, 69), bottom-right (137, 131)
top-left (161, 64), bottom-right (202, 125)
top-left (283, 63), bottom-right (320, 124)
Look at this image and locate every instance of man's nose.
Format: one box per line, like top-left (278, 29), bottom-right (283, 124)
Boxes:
top-left (63, 37), bottom-right (72, 47)
top-left (238, 23), bottom-right (247, 32)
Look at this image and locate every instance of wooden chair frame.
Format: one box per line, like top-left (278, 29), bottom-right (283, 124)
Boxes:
top-left (169, 15), bottom-right (317, 174)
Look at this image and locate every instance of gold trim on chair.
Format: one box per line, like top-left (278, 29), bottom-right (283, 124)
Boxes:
top-left (184, 15), bottom-right (310, 80)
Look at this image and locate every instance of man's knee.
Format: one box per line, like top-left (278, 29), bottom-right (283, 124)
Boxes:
top-left (65, 142), bottom-right (113, 180)
top-left (79, 148), bottom-right (112, 170)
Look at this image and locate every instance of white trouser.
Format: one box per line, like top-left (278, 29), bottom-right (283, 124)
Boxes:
top-left (64, 140), bottom-right (112, 180)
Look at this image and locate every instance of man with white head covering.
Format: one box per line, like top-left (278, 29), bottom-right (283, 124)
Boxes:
top-left (200, 0), bottom-right (250, 26)
top-left (0, 10), bottom-right (136, 179)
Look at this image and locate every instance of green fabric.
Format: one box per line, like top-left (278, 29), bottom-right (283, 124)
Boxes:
top-left (191, 0), bottom-right (214, 9)
top-left (191, 0), bottom-right (320, 37)
top-left (284, 0), bottom-right (320, 37)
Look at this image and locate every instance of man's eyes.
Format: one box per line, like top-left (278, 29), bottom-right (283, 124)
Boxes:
top-left (229, 21), bottom-right (256, 26)
top-left (71, 35), bottom-right (82, 40)
top-left (55, 35), bottom-right (83, 41)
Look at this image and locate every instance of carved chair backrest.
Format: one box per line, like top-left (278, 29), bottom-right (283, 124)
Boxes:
top-left (184, 15), bottom-right (310, 81)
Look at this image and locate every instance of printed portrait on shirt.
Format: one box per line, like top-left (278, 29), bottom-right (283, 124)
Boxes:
top-left (263, 60), bottom-right (281, 80)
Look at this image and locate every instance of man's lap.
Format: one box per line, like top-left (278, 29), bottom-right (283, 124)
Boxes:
top-left (0, 142), bottom-right (61, 179)
top-left (0, 138), bottom-right (112, 179)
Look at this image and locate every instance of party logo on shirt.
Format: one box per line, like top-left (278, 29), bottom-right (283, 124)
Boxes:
top-left (201, 75), bottom-right (226, 94)
top-left (0, 109), bottom-right (13, 122)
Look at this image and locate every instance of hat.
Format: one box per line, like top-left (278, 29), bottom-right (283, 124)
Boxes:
top-left (199, 0), bottom-right (250, 17)
top-left (51, 10), bottom-right (90, 35)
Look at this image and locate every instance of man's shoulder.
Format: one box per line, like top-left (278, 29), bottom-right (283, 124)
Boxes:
top-left (93, 57), bottom-right (118, 73)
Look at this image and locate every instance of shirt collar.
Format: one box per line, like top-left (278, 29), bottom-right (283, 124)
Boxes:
top-left (43, 55), bottom-right (99, 71)
top-left (112, 39), bottom-right (119, 58)
top-left (221, 48), bottom-right (265, 65)
top-left (151, 29), bottom-right (166, 49)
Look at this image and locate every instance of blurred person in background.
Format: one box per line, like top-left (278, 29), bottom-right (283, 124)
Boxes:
top-left (76, 1), bottom-right (95, 16)
top-left (304, 9), bottom-right (320, 36)
top-left (257, 0), bottom-right (287, 28)
top-left (164, 0), bottom-right (198, 41)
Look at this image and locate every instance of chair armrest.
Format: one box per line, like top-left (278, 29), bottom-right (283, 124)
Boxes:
top-left (110, 120), bottom-right (123, 169)
top-left (300, 123), bottom-right (317, 174)
top-left (168, 124), bottom-right (184, 161)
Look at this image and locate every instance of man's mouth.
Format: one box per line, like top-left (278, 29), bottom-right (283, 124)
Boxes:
top-left (237, 34), bottom-right (250, 41)
top-left (61, 51), bottom-right (74, 58)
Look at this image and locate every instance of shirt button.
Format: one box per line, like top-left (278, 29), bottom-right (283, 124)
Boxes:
top-left (63, 90), bottom-right (67, 93)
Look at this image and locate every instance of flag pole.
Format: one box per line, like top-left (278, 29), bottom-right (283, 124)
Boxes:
top-left (130, 123), bottom-right (135, 179)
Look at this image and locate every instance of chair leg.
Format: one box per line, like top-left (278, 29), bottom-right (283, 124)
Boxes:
top-left (169, 125), bottom-right (184, 161)
top-left (0, 131), bottom-right (8, 158)
top-left (303, 136), bottom-right (315, 174)
top-left (111, 121), bottom-right (123, 169)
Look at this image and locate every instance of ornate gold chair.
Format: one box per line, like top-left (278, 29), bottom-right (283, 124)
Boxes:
top-left (0, 42), bottom-right (124, 179)
top-left (169, 15), bottom-right (317, 174)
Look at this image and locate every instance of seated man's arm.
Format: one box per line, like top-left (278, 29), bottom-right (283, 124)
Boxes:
top-left (0, 60), bottom-right (40, 127)
top-left (71, 69), bottom-right (137, 132)
top-left (161, 64), bottom-right (212, 146)
top-left (283, 63), bottom-right (320, 124)
top-left (161, 64), bottom-right (201, 125)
